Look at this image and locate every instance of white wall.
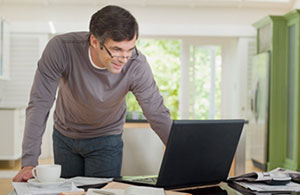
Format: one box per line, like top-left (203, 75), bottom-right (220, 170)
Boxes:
top-left (293, 1), bottom-right (300, 9)
top-left (122, 127), bottom-right (164, 175)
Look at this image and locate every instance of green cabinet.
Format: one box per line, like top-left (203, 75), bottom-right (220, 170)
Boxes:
top-left (283, 10), bottom-right (300, 171)
top-left (253, 10), bottom-right (300, 171)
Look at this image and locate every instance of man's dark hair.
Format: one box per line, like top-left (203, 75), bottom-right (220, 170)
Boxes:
top-left (89, 5), bottom-right (139, 44)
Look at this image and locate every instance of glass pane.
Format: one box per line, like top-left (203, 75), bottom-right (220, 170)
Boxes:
top-left (287, 24), bottom-right (296, 160)
top-left (0, 21), bottom-right (3, 76)
top-left (126, 39), bottom-right (181, 120)
top-left (189, 46), bottom-right (221, 119)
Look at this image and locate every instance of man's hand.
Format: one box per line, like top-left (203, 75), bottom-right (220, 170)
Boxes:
top-left (12, 166), bottom-right (35, 182)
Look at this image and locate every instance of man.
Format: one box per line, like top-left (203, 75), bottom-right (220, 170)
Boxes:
top-left (13, 5), bottom-right (172, 182)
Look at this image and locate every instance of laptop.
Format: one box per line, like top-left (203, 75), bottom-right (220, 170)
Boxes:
top-left (114, 119), bottom-right (245, 189)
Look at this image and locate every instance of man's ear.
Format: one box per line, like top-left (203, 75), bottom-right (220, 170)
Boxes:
top-left (90, 34), bottom-right (101, 49)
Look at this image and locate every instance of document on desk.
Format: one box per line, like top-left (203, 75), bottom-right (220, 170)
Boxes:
top-left (68, 176), bottom-right (113, 187)
top-left (228, 167), bottom-right (292, 183)
top-left (87, 185), bottom-right (165, 195)
top-left (233, 181), bottom-right (300, 192)
top-left (13, 181), bottom-right (84, 195)
top-left (229, 167), bottom-right (300, 193)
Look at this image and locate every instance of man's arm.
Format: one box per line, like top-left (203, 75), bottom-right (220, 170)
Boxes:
top-left (129, 55), bottom-right (172, 145)
top-left (13, 36), bottom-right (67, 182)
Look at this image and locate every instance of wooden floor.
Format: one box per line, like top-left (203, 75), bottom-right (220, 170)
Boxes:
top-left (0, 158), bottom-right (262, 194)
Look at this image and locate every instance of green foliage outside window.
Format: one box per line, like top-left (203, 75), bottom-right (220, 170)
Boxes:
top-left (126, 39), bottom-right (181, 120)
top-left (189, 46), bottom-right (221, 119)
top-left (125, 40), bottom-right (221, 121)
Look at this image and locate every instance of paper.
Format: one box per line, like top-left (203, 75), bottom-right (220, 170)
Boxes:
top-left (228, 168), bottom-right (294, 185)
top-left (87, 189), bottom-right (124, 195)
top-left (68, 176), bottom-right (113, 187)
top-left (229, 167), bottom-right (300, 193)
top-left (13, 176), bottom-right (112, 195)
top-left (228, 167), bottom-right (291, 182)
top-left (13, 181), bottom-right (84, 195)
top-left (87, 185), bottom-right (165, 195)
top-left (126, 186), bottom-right (165, 195)
top-left (234, 181), bottom-right (300, 192)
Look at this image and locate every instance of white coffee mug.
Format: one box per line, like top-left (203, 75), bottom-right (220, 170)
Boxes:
top-left (32, 164), bottom-right (61, 183)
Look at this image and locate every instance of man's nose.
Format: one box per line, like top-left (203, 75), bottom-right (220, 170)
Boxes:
top-left (117, 56), bottom-right (129, 64)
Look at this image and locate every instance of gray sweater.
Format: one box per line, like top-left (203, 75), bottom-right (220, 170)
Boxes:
top-left (21, 32), bottom-right (172, 167)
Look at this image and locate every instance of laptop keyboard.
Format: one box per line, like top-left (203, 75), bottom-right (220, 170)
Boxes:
top-left (132, 177), bottom-right (158, 184)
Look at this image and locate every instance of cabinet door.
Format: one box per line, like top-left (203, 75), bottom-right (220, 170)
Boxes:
top-left (284, 17), bottom-right (300, 170)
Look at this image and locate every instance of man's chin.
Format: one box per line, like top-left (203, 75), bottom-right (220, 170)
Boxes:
top-left (108, 68), bottom-right (122, 74)
top-left (109, 63), bottom-right (124, 74)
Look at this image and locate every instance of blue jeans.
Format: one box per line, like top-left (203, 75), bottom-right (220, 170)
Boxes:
top-left (52, 127), bottom-right (123, 178)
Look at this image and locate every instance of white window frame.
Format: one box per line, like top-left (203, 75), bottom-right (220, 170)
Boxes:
top-left (180, 40), bottom-right (220, 119)
top-left (0, 20), bottom-right (10, 80)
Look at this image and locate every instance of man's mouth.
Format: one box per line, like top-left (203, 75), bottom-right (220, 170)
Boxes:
top-left (112, 62), bottom-right (123, 70)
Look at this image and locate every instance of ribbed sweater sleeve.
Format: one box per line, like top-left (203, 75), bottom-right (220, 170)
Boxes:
top-left (129, 55), bottom-right (172, 145)
top-left (21, 37), bottom-right (67, 167)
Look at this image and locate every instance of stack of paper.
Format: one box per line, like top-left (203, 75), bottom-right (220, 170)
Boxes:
top-left (87, 185), bottom-right (165, 195)
top-left (228, 167), bottom-right (300, 193)
top-left (12, 176), bottom-right (114, 195)
top-left (13, 182), bottom-right (84, 195)
top-left (234, 181), bottom-right (300, 192)
top-left (67, 176), bottom-right (113, 186)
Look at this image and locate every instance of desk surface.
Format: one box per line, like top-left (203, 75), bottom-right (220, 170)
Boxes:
top-left (105, 182), bottom-right (300, 195)
top-left (10, 181), bottom-right (300, 195)
top-left (104, 182), bottom-right (188, 195)
top-left (104, 181), bottom-right (242, 195)
top-left (174, 182), bottom-right (243, 195)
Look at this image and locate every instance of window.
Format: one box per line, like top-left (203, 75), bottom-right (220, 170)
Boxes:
top-left (126, 39), bottom-right (181, 120)
top-left (0, 20), bottom-right (10, 79)
top-left (188, 45), bottom-right (221, 119)
top-left (0, 20), bottom-right (3, 77)
top-left (126, 38), bottom-right (222, 121)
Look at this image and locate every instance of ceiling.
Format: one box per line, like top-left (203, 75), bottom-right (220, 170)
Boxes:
top-left (0, 0), bottom-right (296, 9)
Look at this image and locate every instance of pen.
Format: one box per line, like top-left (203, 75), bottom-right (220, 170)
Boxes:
top-left (92, 190), bottom-right (116, 195)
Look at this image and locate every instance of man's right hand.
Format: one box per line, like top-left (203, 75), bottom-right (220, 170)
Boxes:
top-left (12, 166), bottom-right (35, 182)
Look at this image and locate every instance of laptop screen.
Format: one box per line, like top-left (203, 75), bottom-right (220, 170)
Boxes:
top-left (156, 119), bottom-right (245, 189)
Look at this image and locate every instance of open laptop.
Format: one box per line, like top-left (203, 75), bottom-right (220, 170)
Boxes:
top-left (114, 119), bottom-right (245, 190)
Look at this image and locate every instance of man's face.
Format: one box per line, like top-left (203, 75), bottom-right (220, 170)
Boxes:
top-left (90, 35), bottom-right (137, 74)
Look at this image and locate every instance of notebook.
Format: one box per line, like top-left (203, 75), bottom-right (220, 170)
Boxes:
top-left (114, 119), bottom-right (245, 190)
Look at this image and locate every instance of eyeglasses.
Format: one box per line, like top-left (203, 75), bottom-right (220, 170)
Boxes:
top-left (102, 44), bottom-right (139, 60)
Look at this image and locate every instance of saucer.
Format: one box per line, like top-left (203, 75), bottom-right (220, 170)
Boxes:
top-left (27, 178), bottom-right (67, 187)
